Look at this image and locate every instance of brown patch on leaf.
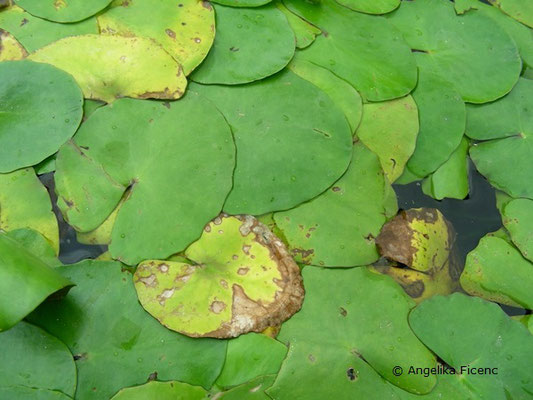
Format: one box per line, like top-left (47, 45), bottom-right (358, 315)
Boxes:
top-left (165, 29), bottom-right (176, 39)
top-left (403, 280), bottom-right (425, 298)
top-left (237, 267), bottom-right (249, 275)
top-left (210, 300), bottom-right (226, 314)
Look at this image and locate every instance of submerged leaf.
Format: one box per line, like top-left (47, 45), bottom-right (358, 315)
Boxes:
top-left (15, 0), bottom-right (113, 23)
top-left (29, 35), bottom-right (187, 103)
top-left (134, 215), bottom-right (304, 338)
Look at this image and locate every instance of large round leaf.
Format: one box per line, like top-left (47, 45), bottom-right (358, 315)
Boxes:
top-left (134, 215), bottom-right (304, 338)
top-left (0, 321), bottom-right (76, 397)
top-left (0, 60), bottom-right (83, 173)
top-left (501, 198), bottom-right (533, 262)
top-left (335, 0), bottom-right (399, 15)
top-left (0, 5), bottom-right (98, 52)
top-left (409, 293), bottom-right (533, 399)
top-left (98, 0), bottom-right (215, 75)
top-left (267, 267), bottom-right (437, 398)
top-left (0, 168), bottom-right (59, 253)
top-left (192, 70), bottom-right (353, 215)
top-left (355, 95), bottom-right (419, 182)
top-left (274, 142), bottom-right (396, 267)
top-left (55, 93), bottom-right (235, 265)
top-left (14, 0), bottom-right (113, 23)
top-left (387, 0), bottom-right (521, 103)
top-left (283, 0), bottom-right (417, 102)
top-left (27, 260), bottom-right (227, 400)
top-left (191, 4), bottom-right (294, 84)
top-left (467, 78), bottom-right (533, 199)
top-left (488, 0), bottom-right (533, 28)
top-left (29, 34), bottom-right (187, 103)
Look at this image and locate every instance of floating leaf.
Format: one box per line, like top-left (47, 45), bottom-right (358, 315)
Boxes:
top-left (421, 136), bottom-right (470, 200)
top-left (98, 0), bottom-right (215, 75)
top-left (461, 235), bottom-right (533, 309)
top-left (274, 142), bottom-right (395, 267)
top-left (355, 96), bottom-right (419, 182)
top-left (407, 69), bottom-right (465, 177)
top-left (0, 28), bottom-right (26, 60)
top-left (192, 70), bottom-right (353, 215)
top-left (28, 260), bottom-right (227, 400)
top-left (15, 0), bottom-right (113, 23)
top-left (276, 1), bottom-right (321, 49)
top-left (5, 228), bottom-right (61, 267)
top-left (0, 60), bottom-right (83, 173)
top-left (488, 0), bottom-right (533, 28)
top-left (283, 0), bottom-right (416, 101)
top-left (215, 333), bottom-right (287, 388)
top-left (0, 5), bottom-right (97, 52)
top-left (267, 267), bottom-right (436, 398)
top-left (55, 94), bottom-right (235, 265)
top-left (335, 0), bottom-right (399, 15)
top-left (387, 0), bottom-right (521, 103)
top-left (467, 78), bottom-right (533, 199)
top-left (0, 168), bottom-right (59, 253)
top-left (0, 321), bottom-right (76, 396)
top-left (0, 232), bottom-right (73, 331)
top-left (111, 381), bottom-right (208, 400)
top-left (409, 293), bottom-right (533, 399)
top-left (501, 198), bottom-right (533, 262)
top-left (134, 215), bottom-right (304, 338)
top-left (29, 35), bottom-right (187, 103)
top-left (191, 4), bottom-right (294, 84)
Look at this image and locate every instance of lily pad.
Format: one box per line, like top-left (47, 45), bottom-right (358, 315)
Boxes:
top-left (98, 0), bottom-right (215, 75)
top-left (111, 381), bottom-right (208, 400)
top-left (0, 60), bottom-right (83, 173)
top-left (0, 5), bottom-right (98, 52)
top-left (192, 70), bottom-right (353, 215)
top-left (501, 198), bottom-right (533, 262)
top-left (191, 4), bottom-right (294, 84)
top-left (55, 93), bottom-right (235, 265)
top-left (421, 136), bottom-right (470, 200)
top-left (5, 228), bottom-right (61, 268)
top-left (0, 321), bottom-right (76, 397)
top-left (0, 232), bottom-right (73, 331)
top-left (0, 168), bottom-right (59, 253)
top-left (215, 333), bottom-right (287, 388)
top-left (488, 0), bottom-right (533, 28)
top-left (134, 215), bottom-right (304, 338)
top-left (0, 28), bottom-right (26, 60)
top-left (387, 0), bottom-right (521, 103)
top-left (288, 56), bottom-right (362, 132)
top-left (467, 78), bottom-right (533, 199)
top-left (28, 260), bottom-right (227, 400)
top-left (283, 0), bottom-right (417, 102)
top-left (273, 142), bottom-right (396, 267)
top-left (15, 0), bottom-right (113, 23)
top-left (335, 0), bottom-right (399, 15)
top-left (461, 235), bottom-right (533, 309)
top-left (407, 69), bottom-right (466, 177)
top-left (267, 267), bottom-right (436, 398)
top-left (276, 1), bottom-right (321, 49)
top-left (409, 293), bottom-right (533, 399)
top-left (355, 95), bottom-right (419, 182)
top-left (29, 34), bottom-right (187, 103)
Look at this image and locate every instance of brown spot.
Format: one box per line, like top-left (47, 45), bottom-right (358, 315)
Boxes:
top-left (210, 301), bottom-right (226, 314)
top-left (308, 354), bottom-right (316, 363)
top-left (347, 367), bottom-right (358, 381)
top-left (250, 384), bottom-right (262, 393)
top-left (20, 18), bottom-right (29, 26)
top-left (194, 37), bottom-right (201, 43)
top-left (202, 1), bottom-right (212, 10)
top-left (339, 307), bottom-right (347, 317)
top-left (162, 101), bottom-right (171, 109)
top-left (137, 87), bottom-right (183, 100)
top-left (242, 245), bottom-right (251, 255)
top-left (237, 267), bottom-right (249, 275)
top-left (232, 254), bottom-right (239, 260)
top-left (214, 216), bottom-right (222, 225)
top-left (403, 280), bottom-right (425, 298)
top-left (147, 371), bottom-right (158, 381)
top-left (204, 224), bottom-right (212, 233)
top-left (138, 273), bottom-right (157, 288)
top-left (158, 263), bottom-right (169, 273)
top-left (73, 353), bottom-right (87, 361)
top-left (291, 247), bottom-right (314, 261)
top-left (165, 29), bottom-right (176, 39)
top-left (157, 288), bottom-right (175, 305)
top-left (220, 279), bottom-right (228, 289)
top-left (229, 46), bottom-right (239, 52)
top-left (332, 186), bottom-right (341, 192)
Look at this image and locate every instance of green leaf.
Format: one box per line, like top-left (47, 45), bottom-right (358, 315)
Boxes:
top-left (28, 260), bottom-right (227, 400)
top-left (335, 0), bottom-right (399, 15)
top-left (461, 235), bottom-right (533, 309)
top-left (488, 0), bottom-right (533, 28)
top-left (0, 168), bottom-right (59, 253)
top-left (14, 0), bottom-right (113, 23)
top-left (0, 232), bottom-right (73, 331)
top-left (467, 78), bottom-right (533, 199)
top-left (212, 0), bottom-right (272, 7)
top-left (98, 0), bottom-right (215, 75)
top-left (0, 321), bottom-right (76, 397)
top-left (192, 70), bottom-right (353, 215)
top-left (29, 35), bottom-right (187, 103)
top-left (191, 4), bottom-right (294, 84)
top-left (355, 96), bottom-right (419, 182)
top-left (274, 142), bottom-right (395, 267)
top-left (387, 0), bottom-right (521, 103)
top-left (283, 0), bottom-right (417, 102)
top-left (5, 228), bottom-right (61, 267)
top-left (111, 381), bottom-right (208, 400)
top-left (215, 333), bottom-right (287, 388)
top-left (216, 375), bottom-right (276, 399)
top-left (134, 215), bottom-right (304, 338)
top-left (276, 1), bottom-right (321, 49)
top-left (0, 5), bottom-right (98, 52)
top-left (0, 28), bottom-right (26, 60)
top-left (0, 60), bottom-right (83, 173)
top-left (409, 293), bottom-right (533, 399)
top-left (501, 198), bottom-right (533, 262)
top-left (0, 387), bottom-right (72, 400)
top-left (54, 94), bottom-right (235, 265)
